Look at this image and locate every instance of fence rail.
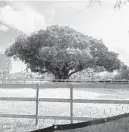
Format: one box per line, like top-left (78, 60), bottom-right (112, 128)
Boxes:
top-left (0, 80), bottom-right (129, 125)
top-left (1, 78), bottom-right (129, 83)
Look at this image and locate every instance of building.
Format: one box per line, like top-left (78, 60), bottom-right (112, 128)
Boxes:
top-left (0, 53), bottom-right (11, 78)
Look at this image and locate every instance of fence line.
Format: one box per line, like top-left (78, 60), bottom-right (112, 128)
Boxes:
top-left (0, 81), bottom-right (129, 125)
top-left (36, 83), bottom-right (39, 125)
top-left (1, 78), bottom-right (129, 84)
top-left (70, 83), bottom-right (73, 124)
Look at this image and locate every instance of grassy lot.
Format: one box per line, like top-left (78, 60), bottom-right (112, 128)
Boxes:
top-left (1, 117), bottom-right (129, 132)
top-left (0, 87), bottom-right (129, 131)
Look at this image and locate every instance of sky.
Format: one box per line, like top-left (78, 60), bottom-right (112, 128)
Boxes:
top-left (0, 0), bottom-right (129, 73)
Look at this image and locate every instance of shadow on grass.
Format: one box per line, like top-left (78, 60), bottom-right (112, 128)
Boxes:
top-left (30, 112), bottom-right (129, 132)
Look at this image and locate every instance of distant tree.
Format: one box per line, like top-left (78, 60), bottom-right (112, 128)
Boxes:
top-left (5, 25), bottom-right (121, 79)
top-left (115, 65), bottom-right (129, 80)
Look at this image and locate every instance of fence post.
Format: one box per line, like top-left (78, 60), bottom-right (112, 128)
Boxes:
top-left (35, 83), bottom-right (39, 125)
top-left (70, 83), bottom-right (73, 124)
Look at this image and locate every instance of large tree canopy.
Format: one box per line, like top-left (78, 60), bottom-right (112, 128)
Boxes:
top-left (5, 25), bottom-right (121, 79)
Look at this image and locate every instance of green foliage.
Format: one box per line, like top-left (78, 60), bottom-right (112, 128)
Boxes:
top-left (5, 25), bottom-right (121, 79)
top-left (89, 39), bottom-right (121, 72)
top-left (115, 65), bottom-right (129, 80)
top-left (88, 0), bottom-right (129, 9)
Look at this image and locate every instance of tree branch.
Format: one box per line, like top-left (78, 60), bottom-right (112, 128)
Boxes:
top-left (68, 68), bottom-right (84, 77)
top-left (40, 70), bottom-right (48, 74)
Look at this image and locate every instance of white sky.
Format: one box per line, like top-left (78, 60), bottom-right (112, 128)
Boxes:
top-left (0, 0), bottom-right (129, 73)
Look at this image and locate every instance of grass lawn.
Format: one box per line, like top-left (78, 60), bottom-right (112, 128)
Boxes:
top-left (0, 86), bottom-right (129, 131)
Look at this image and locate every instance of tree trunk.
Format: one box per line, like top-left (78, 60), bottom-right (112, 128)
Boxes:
top-left (53, 71), bottom-right (69, 82)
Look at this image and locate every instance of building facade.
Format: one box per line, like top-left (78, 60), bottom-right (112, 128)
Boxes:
top-left (0, 54), bottom-right (11, 78)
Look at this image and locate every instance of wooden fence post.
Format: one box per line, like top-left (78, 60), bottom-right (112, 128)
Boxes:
top-left (70, 83), bottom-right (73, 124)
top-left (35, 83), bottom-right (39, 125)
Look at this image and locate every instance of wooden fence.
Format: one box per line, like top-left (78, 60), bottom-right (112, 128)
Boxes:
top-left (0, 80), bottom-right (129, 125)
